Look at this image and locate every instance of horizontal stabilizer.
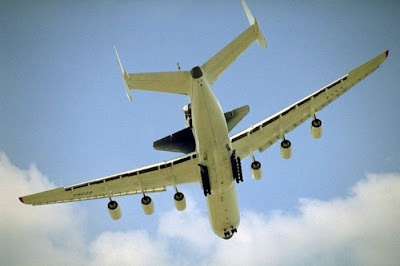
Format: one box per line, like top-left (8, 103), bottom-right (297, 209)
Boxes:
top-left (126, 71), bottom-right (191, 95)
top-left (114, 47), bottom-right (191, 96)
top-left (202, 0), bottom-right (267, 85)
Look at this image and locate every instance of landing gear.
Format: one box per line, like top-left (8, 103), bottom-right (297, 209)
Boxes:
top-left (223, 227), bottom-right (237, 240)
top-left (199, 164), bottom-right (211, 196)
top-left (230, 150), bottom-right (243, 183)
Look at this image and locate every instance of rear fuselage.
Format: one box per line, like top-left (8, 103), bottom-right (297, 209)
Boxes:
top-left (189, 67), bottom-right (240, 239)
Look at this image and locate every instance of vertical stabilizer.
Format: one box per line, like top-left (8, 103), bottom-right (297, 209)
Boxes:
top-left (241, 0), bottom-right (267, 49)
top-left (114, 46), bottom-right (133, 102)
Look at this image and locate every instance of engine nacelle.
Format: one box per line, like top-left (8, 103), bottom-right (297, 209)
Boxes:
top-left (183, 104), bottom-right (192, 128)
top-left (311, 119), bottom-right (322, 139)
top-left (141, 196), bottom-right (154, 215)
top-left (251, 161), bottom-right (262, 180)
top-left (174, 192), bottom-right (186, 211)
top-left (107, 200), bottom-right (122, 220)
top-left (280, 139), bottom-right (292, 159)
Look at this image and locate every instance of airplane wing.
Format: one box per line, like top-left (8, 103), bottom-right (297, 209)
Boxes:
top-left (232, 50), bottom-right (389, 159)
top-left (19, 153), bottom-right (200, 205)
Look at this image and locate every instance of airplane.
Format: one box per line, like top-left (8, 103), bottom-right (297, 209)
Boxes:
top-left (19, 0), bottom-right (388, 240)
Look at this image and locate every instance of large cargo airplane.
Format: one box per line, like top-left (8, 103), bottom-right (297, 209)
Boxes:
top-left (19, 1), bottom-right (388, 239)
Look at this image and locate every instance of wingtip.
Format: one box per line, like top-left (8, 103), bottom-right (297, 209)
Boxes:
top-left (19, 197), bottom-right (24, 204)
top-left (241, 0), bottom-right (255, 25)
top-left (385, 50), bottom-right (389, 58)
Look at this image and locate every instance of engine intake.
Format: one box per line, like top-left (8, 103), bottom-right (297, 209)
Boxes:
top-left (107, 200), bottom-right (122, 220)
top-left (311, 118), bottom-right (322, 139)
top-left (280, 139), bottom-right (292, 159)
top-left (141, 196), bottom-right (155, 215)
top-left (174, 192), bottom-right (186, 211)
top-left (251, 161), bottom-right (262, 180)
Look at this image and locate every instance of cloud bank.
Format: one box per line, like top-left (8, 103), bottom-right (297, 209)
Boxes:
top-left (1, 151), bottom-right (399, 265)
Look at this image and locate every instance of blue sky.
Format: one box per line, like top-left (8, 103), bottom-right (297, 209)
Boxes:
top-left (1, 0), bottom-right (400, 265)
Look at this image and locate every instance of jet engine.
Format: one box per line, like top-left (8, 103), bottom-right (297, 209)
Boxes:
top-left (141, 195), bottom-right (154, 215)
top-left (311, 118), bottom-right (322, 139)
top-left (251, 161), bottom-right (262, 180)
top-left (107, 200), bottom-right (122, 220)
top-left (174, 192), bottom-right (186, 211)
top-left (280, 139), bottom-right (292, 159)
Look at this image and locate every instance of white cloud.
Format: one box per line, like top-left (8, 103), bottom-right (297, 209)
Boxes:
top-left (89, 230), bottom-right (171, 266)
top-left (0, 152), bottom-right (88, 266)
top-left (158, 200), bottom-right (215, 250)
top-left (207, 173), bottom-right (400, 266)
top-left (1, 151), bottom-right (400, 266)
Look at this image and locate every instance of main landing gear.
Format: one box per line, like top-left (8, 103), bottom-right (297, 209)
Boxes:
top-left (199, 164), bottom-right (211, 196)
top-left (223, 227), bottom-right (237, 240)
top-left (230, 150), bottom-right (243, 183)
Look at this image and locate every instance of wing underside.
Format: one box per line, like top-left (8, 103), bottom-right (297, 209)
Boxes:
top-left (20, 153), bottom-right (200, 205)
top-left (232, 50), bottom-right (388, 159)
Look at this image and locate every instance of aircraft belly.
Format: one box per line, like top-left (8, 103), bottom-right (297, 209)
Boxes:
top-left (206, 182), bottom-right (240, 237)
top-left (191, 78), bottom-right (229, 156)
top-left (190, 74), bottom-right (240, 237)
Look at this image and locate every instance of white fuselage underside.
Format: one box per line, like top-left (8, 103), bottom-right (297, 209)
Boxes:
top-left (190, 73), bottom-right (240, 238)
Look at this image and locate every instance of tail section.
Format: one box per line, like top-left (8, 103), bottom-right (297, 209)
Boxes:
top-left (241, 0), bottom-right (267, 49)
top-left (114, 46), bottom-right (133, 102)
top-left (114, 46), bottom-right (191, 99)
top-left (115, 1), bottom-right (267, 98)
top-left (201, 0), bottom-right (267, 85)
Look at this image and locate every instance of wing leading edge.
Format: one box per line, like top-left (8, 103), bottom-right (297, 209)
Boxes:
top-left (232, 50), bottom-right (389, 159)
top-left (19, 153), bottom-right (200, 206)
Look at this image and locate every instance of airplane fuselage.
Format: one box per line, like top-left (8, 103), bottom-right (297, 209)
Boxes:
top-left (189, 67), bottom-right (240, 239)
